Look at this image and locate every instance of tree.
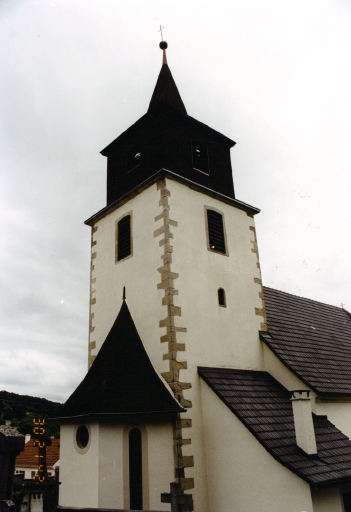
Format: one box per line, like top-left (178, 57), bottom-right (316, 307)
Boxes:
top-left (17, 412), bottom-right (59, 439)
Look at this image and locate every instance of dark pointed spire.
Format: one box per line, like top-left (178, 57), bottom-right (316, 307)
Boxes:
top-left (148, 41), bottom-right (187, 115)
top-left (57, 301), bottom-right (184, 418)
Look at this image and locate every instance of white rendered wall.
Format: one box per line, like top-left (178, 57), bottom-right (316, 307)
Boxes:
top-left (145, 422), bottom-right (174, 511)
top-left (88, 177), bottom-right (266, 511)
top-left (16, 467), bottom-right (30, 479)
top-left (90, 178), bottom-right (264, 375)
top-left (165, 178), bottom-right (265, 511)
top-left (59, 420), bottom-right (174, 510)
top-left (89, 183), bottom-right (168, 378)
top-left (315, 401), bottom-right (351, 440)
top-left (97, 423), bottom-right (124, 509)
top-left (59, 422), bottom-right (99, 508)
top-left (311, 487), bottom-right (344, 512)
top-left (166, 178), bottom-right (264, 372)
top-left (15, 466), bottom-right (54, 479)
top-left (200, 379), bottom-right (314, 512)
top-left (98, 421), bottom-right (174, 510)
top-left (263, 344), bottom-right (311, 392)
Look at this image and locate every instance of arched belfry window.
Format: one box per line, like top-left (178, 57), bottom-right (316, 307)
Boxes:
top-left (129, 428), bottom-right (143, 510)
top-left (192, 140), bottom-right (209, 174)
top-left (127, 147), bottom-right (141, 172)
top-left (218, 288), bottom-right (226, 307)
top-left (205, 208), bottom-right (227, 255)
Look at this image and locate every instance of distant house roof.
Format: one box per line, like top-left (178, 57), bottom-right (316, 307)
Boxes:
top-left (16, 438), bottom-right (60, 469)
top-left (57, 301), bottom-right (184, 419)
top-left (198, 367), bottom-right (351, 488)
top-left (261, 287), bottom-right (351, 396)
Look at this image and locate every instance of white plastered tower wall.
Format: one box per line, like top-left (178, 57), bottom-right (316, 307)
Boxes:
top-left (89, 179), bottom-right (264, 373)
top-left (88, 177), bottom-right (265, 374)
top-left (87, 174), bottom-right (266, 510)
top-left (88, 183), bottom-right (167, 375)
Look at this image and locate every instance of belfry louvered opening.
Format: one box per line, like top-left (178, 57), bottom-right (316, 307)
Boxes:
top-left (117, 215), bottom-right (131, 261)
top-left (207, 209), bottom-right (226, 254)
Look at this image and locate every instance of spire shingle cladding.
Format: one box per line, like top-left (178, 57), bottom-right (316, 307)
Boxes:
top-left (198, 368), bottom-right (351, 487)
top-left (261, 287), bottom-right (351, 396)
top-left (58, 301), bottom-right (184, 419)
top-left (148, 63), bottom-right (187, 114)
top-left (100, 56), bottom-right (237, 207)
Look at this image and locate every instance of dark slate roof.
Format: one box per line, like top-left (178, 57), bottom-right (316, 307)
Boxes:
top-left (101, 101), bottom-right (235, 157)
top-left (57, 301), bottom-right (184, 419)
top-left (148, 63), bottom-right (187, 114)
top-left (198, 367), bottom-right (351, 488)
top-left (261, 287), bottom-right (351, 396)
top-left (101, 59), bottom-right (237, 206)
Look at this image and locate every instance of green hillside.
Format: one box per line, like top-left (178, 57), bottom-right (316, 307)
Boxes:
top-left (0, 390), bottom-right (61, 422)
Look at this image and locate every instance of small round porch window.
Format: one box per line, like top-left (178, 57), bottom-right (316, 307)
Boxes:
top-left (76, 425), bottom-right (89, 448)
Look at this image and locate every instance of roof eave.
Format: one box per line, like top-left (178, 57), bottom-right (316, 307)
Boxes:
top-left (100, 103), bottom-right (235, 156)
top-left (85, 169), bottom-right (260, 226)
top-left (311, 476), bottom-right (351, 490)
top-left (53, 409), bottom-right (185, 422)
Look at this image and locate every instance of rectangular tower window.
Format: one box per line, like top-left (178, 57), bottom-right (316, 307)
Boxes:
top-left (206, 208), bottom-right (227, 255)
top-left (116, 214), bottom-right (132, 262)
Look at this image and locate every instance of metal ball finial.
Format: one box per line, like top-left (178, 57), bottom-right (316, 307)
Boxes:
top-left (160, 41), bottom-right (168, 50)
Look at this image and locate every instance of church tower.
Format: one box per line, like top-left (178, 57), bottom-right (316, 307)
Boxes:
top-left (57, 41), bottom-right (266, 512)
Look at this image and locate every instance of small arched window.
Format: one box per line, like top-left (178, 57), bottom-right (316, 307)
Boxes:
top-left (129, 428), bottom-right (143, 510)
top-left (218, 288), bottom-right (226, 307)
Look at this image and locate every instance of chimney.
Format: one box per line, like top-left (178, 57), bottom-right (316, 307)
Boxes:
top-left (290, 390), bottom-right (317, 455)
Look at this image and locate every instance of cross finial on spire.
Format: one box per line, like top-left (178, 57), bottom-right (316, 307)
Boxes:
top-left (158, 25), bottom-right (164, 41)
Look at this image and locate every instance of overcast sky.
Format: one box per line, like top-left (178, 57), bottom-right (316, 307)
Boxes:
top-left (1, 0), bottom-right (350, 403)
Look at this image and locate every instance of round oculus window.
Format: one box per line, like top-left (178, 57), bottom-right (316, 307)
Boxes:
top-left (76, 425), bottom-right (89, 449)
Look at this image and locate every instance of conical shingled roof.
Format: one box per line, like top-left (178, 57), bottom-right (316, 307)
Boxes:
top-left (148, 63), bottom-right (187, 114)
top-left (58, 301), bottom-right (184, 419)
